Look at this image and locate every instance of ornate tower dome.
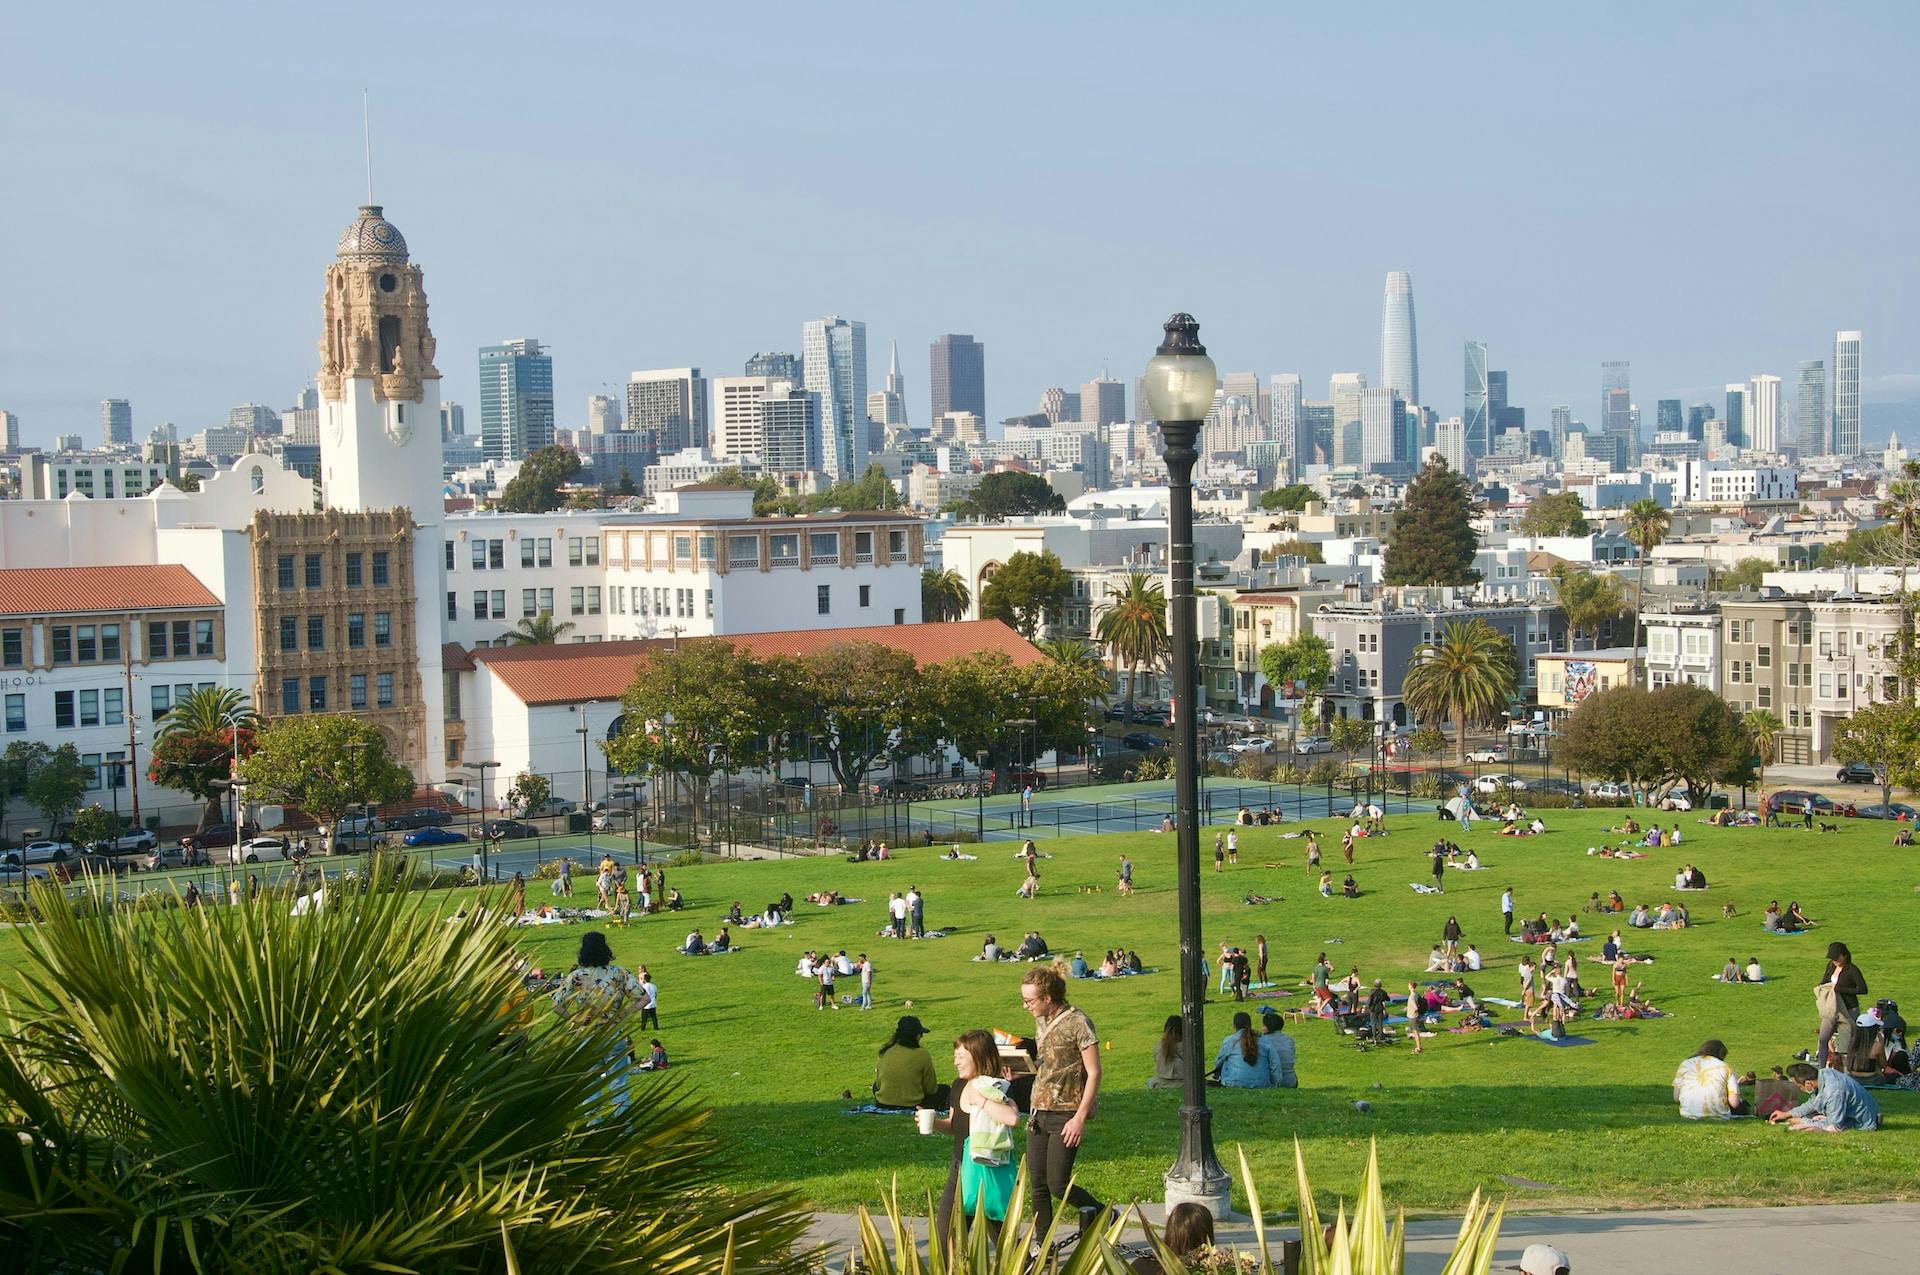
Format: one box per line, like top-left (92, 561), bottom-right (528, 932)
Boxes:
top-left (335, 204), bottom-right (409, 263)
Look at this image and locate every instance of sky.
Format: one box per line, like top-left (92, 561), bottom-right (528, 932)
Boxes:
top-left (3, 2), bottom-right (1916, 449)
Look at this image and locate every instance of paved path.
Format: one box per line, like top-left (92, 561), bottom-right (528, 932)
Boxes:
top-left (800, 1200), bottom-right (1920, 1273)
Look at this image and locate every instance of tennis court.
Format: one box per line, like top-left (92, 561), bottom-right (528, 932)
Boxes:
top-left (910, 778), bottom-right (1425, 842)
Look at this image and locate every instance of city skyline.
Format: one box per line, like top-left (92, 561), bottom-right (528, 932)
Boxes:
top-left (3, 4), bottom-right (1917, 448)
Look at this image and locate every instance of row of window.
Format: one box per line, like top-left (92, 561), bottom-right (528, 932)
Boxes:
top-left (275, 551), bottom-right (391, 591)
top-left (449, 581), bottom-right (890, 626)
top-left (279, 672), bottom-right (395, 714)
top-left (452, 537), bottom-right (600, 572)
top-left (0, 620), bottom-right (217, 670)
top-left (277, 611), bottom-right (394, 653)
top-left (444, 529), bottom-right (910, 573)
top-left (3, 682), bottom-right (221, 734)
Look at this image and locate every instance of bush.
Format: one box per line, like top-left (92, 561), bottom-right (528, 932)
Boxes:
top-left (1304, 760), bottom-right (1346, 786)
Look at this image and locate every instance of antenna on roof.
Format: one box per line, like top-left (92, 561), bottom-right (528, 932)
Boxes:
top-left (362, 89), bottom-right (374, 204)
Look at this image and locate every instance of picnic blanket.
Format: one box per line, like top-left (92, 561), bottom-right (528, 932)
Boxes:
top-left (1711, 974), bottom-right (1767, 983)
top-left (1452, 863), bottom-right (1491, 871)
top-left (1508, 935), bottom-right (1593, 944)
top-left (1527, 1033), bottom-right (1597, 1048)
top-left (939, 853), bottom-right (979, 861)
top-left (842, 1104), bottom-right (916, 1116)
top-left (1483, 996), bottom-right (1524, 1008)
top-left (1409, 883), bottom-right (1443, 894)
top-left (1763, 927), bottom-right (1813, 936)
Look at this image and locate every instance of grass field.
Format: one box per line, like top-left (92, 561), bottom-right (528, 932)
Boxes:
top-left (4, 803), bottom-right (1915, 1217)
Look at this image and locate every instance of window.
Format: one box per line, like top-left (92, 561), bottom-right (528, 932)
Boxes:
top-left (704, 588), bottom-right (713, 618)
top-left (350, 674), bottom-right (368, 709)
top-left (309, 677), bottom-right (328, 711)
top-left (489, 541), bottom-right (504, 570)
top-left (446, 592), bottom-right (457, 622)
top-left (569, 537), bottom-right (584, 566)
top-left (50, 627), bottom-right (72, 664)
top-left (1744, 620), bottom-right (1755, 642)
top-left (1787, 664), bottom-right (1800, 687)
top-left (638, 588), bottom-right (650, 616)
top-left (103, 687), bottom-right (122, 725)
top-left (1758, 645), bottom-right (1771, 668)
top-left (538, 588), bottom-right (553, 615)
top-left (347, 613), bottom-right (366, 648)
top-left (101, 625), bottom-right (120, 661)
top-left (4, 694), bottom-right (22, 732)
top-left (376, 672), bottom-right (394, 707)
top-left (698, 535), bottom-right (716, 565)
top-left (521, 539), bottom-right (536, 568)
top-left (76, 626), bottom-right (97, 663)
top-left (281, 679), bottom-right (300, 715)
top-left (2, 628), bottom-right (21, 668)
top-left (195, 620), bottom-right (214, 656)
top-left (587, 587), bottom-right (602, 615)
top-left (78, 690), bottom-right (100, 728)
top-left (473, 591), bottom-right (490, 620)
top-left (277, 554), bottom-right (296, 590)
top-left (304, 553), bottom-right (323, 589)
top-left (570, 587), bottom-right (585, 616)
top-left (374, 612), bottom-right (392, 647)
top-left (522, 588), bottom-right (538, 617)
top-left (145, 621), bottom-right (168, 658)
top-left (817, 584), bottom-right (831, 616)
top-left (1727, 621), bottom-right (1739, 642)
top-left (586, 537), bottom-right (600, 566)
top-left (809, 531), bottom-right (839, 562)
top-left (472, 540), bottom-right (488, 570)
top-left (490, 589), bottom-right (504, 619)
top-left (54, 692), bottom-right (74, 728)
top-left (769, 533), bottom-right (799, 565)
top-left (444, 540), bottom-right (456, 571)
top-left (854, 530), bottom-right (873, 560)
top-left (674, 535), bottom-right (692, 562)
top-left (151, 685), bottom-right (172, 720)
top-left (678, 588), bottom-right (692, 617)
top-left (346, 553), bottom-right (364, 587)
top-left (173, 620), bottom-right (189, 654)
top-left (894, 607), bottom-right (906, 625)
top-left (611, 586), bottom-right (624, 614)
top-left (1819, 633), bottom-right (1832, 656)
top-left (889, 529), bottom-right (906, 557)
top-left (537, 538), bottom-right (552, 567)
top-left (82, 753), bottom-right (101, 791)
top-left (307, 616), bottom-right (325, 650)
top-left (1758, 686), bottom-right (1771, 708)
top-left (859, 584), bottom-right (871, 608)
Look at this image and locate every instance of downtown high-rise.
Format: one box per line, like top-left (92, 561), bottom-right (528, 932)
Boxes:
top-left (1601, 361), bottom-right (1633, 463)
top-left (478, 338), bottom-right (555, 462)
top-left (929, 334), bottom-right (985, 428)
top-left (802, 316), bottom-right (867, 480)
top-left (1379, 271), bottom-right (1419, 406)
top-left (101, 399), bottom-right (132, 447)
top-left (1796, 360), bottom-right (1827, 455)
top-left (626, 368), bottom-right (709, 453)
top-left (1749, 374), bottom-right (1782, 453)
top-left (1462, 341), bottom-right (1488, 460)
top-left (1833, 330), bottom-right (1861, 455)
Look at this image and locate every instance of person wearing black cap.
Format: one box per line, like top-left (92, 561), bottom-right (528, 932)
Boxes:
top-left (873, 1015), bottom-right (947, 1110)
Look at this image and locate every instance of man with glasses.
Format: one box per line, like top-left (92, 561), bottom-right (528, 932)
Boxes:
top-left (1018, 967), bottom-right (1109, 1243)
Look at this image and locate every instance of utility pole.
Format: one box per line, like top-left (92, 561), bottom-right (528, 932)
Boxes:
top-left (121, 604), bottom-right (142, 827)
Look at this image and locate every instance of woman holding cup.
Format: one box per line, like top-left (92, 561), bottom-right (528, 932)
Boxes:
top-left (928, 1029), bottom-right (1021, 1256)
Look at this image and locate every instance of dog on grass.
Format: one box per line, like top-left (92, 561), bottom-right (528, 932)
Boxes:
top-left (1721, 902), bottom-right (1737, 919)
top-left (1817, 821), bottom-right (1841, 834)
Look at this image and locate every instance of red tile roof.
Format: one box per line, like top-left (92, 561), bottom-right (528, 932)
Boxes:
top-left (0, 564), bottom-right (220, 617)
top-left (441, 642), bottom-right (476, 672)
top-left (472, 619), bottom-right (1045, 707)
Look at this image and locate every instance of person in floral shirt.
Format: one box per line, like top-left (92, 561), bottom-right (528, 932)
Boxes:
top-left (551, 931), bottom-right (647, 1116)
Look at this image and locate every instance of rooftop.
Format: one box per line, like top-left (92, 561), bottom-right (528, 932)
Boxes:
top-left (0, 564), bottom-right (220, 617)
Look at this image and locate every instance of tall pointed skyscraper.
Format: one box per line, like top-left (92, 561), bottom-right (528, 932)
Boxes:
top-left (1379, 271), bottom-right (1418, 406)
top-left (1462, 340), bottom-right (1488, 460)
top-left (867, 341), bottom-right (909, 428)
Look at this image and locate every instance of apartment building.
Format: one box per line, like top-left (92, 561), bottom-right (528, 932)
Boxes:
top-left (1717, 596), bottom-right (1817, 764)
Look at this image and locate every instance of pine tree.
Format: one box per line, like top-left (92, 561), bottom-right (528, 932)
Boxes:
top-left (1383, 457), bottom-right (1480, 586)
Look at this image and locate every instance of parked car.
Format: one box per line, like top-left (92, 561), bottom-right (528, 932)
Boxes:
top-left (1588, 781), bottom-right (1631, 800)
top-left (482, 819), bottom-right (540, 840)
top-left (1532, 778), bottom-right (1586, 800)
top-left (129, 843), bottom-right (206, 871)
top-left (517, 796), bottom-right (577, 818)
top-left (325, 812), bottom-right (384, 840)
top-left (1221, 714), bottom-right (1265, 732)
top-left (1119, 732), bottom-right (1166, 752)
top-left (1474, 773), bottom-right (1529, 794)
top-left (1132, 707), bottom-right (1169, 726)
top-left (589, 791), bottom-right (646, 813)
top-left (1103, 705), bottom-right (1130, 722)
top-left (593, 809), bottom-right (639, 832)
top-left (1465, 746), bottom-right (1507, 764)
top-left (1227, 736), bottom-right (1275, 755)
top-left (230, 836), bottom-right (295, 865)
top-left (1836, 762), bottom-right (1878, 784)
top-left (1855, 802), bottom-right (1917, 820)
top-left (1004, 767), bottom-right (1049, 791)
top-left (403, 825), bottom-right (470, 848)
top-left (383, 809), bottom-right (450, 831)
top-left (1770, 790), bottom-right (1835, 815)
top-left (2, 839), bottom-right (75, 867)
top-left (1292, 736), bottom-right (1334, 755)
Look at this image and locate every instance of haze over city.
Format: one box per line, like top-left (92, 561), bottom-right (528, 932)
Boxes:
top-left (3, 1), bottom-right (1916, 446)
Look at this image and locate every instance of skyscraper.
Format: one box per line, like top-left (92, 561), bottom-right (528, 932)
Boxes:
top-left (1270, 374), bottom-right (1304, 470)
top-left (1796, 360), bottom-right (1827, 456)
top-left (478, 338), bottom-right (555, 462)
top-left (440, 401), bottom-right (465, 440)
top-left (586, 394), bottom-right (622, 435)
top-left (1379, 270), bottom-right (1419, 406)
top-left (102, 399), bottom-right (132, 446)
top-left (745, 351), bottom-right (800, 383)
top-left (0, 410), bottom-right (20, 452)
top-left (1330, 373), bottom-right (1366, 466)
top-left (1080, 376), bottom-right (1125, 427)
top-left (1462, 341), bottom-right (1489, 459)
top-left (868, 341), bottom-right (909, 429)
top-left (712, 376), bottom-right (776, 459)
top-left (1833, 330), bottom-right (1861, 456)
top-left (760, 385), bottom-right (822, 474)
top-left (229, 403), bottom-right (279, 436)
top-left (1656, 400), bottom-right (1683, 436)
top-left (626, 369), bottom-right (709, 453)
top-left (1360, 387), bottom-right (1407, 468)
top-left (802, 316), bottom-right (867, 480)
top-left (1723, 384), bottom-right (1749, 450)
top-left (1550, 405), bottom-right (1571, 460)
top-left (929, 334), bottom-right (984, 427)
top-left (1749, 374), bottom-right (1782, 452)
top-left (1686, 404), bottom-right (1711, 442)
top-left (1601, 361), bottom-right (1633, 460)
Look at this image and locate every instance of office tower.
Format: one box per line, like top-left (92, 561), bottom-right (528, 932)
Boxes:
top-left (1723, 384), bottom-right (1749, 450)
top-left (229, 403), bottom-right (280, 436)
top-left (1833, 330), bottom-right (1861, 456)
top-left (478, 338), bottom-right (556, 462)
top-left (1797, 360), bottom-right (1827, 456)
top-left (1330, 373), bottom-right (1366, 466)
top-left (586, 394), bottom-right (622, 435)
top-left (56, 433), bottom-right (85, 453)
top-left (1686, 403), bottom-right (1711, 441)
top-left (1601, 361), bottom-right (1633, 460)
top-left (760, 385), bottom-right (822, 474)
top-left (937, 411), bottom-right (986, 444)
top-left (868, 341), bottom-right (910, 429)
top-left (745, 351), bottom-right (800, 383)
top-left (294, 385), bottom-right (320, 412)
top-left (102, 399), bottom-right (132, 446)
top-left (1302, 401), bottom-right (1334, 466)
top-left (626, 369), bottom-right (708, 453)
top-left (929, 334), bottom-right (984, 427)
top-left (802, 316), bottom-right (868, 480)
top-left (1039, 387), bottom-right (1080, 424)
top-left (1080, 376), bottom-right (1125, 426)
top-left (1270, 373), bottom-right (1304, 465)
top-left (440, 401), bottom-right (465, 440)
top-left (1434, 416), bottom-right (1466, 471)
top-left (1749, 374), bottom-right (1782, 452)
top-left (1487, 370), bottom-right (1508, 419)
top-left (0, 410), bottom-right (19, 451)
top-left (1656, 400), bottom-right (1682, 437)
top-left (1379, 270), bottom-right (1419, 405)
top-left (1360, 387), bottom-right (1407, 467)
top-left (1551, 405), bottom-right (1571, 459)
top-left (1463, 341), bottom-right (1489, 459)
top-left (712, 376), bottom-right (777, 459)
top-left (280, 406), bottom-right (320, 446)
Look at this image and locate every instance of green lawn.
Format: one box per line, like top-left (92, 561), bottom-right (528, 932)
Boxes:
top-left (4, 805), bottom-right (1916, 1217)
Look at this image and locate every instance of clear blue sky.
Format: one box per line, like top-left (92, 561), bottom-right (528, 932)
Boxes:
top-left (3, 2), bottom-right (1915, 448)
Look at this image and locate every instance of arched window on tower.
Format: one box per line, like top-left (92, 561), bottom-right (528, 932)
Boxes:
top-left (378, 315), bottom-right (402, 372)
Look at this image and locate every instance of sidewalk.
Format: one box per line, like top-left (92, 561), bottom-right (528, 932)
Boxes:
top-left (801, 1200), bottom-right (1920, 1273)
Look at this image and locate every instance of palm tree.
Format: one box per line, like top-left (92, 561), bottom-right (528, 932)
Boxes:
top-left (1551, 564), bottom-right (1628, 651)
top-left (1744, 709), bottom-right (1784, 791)
top-left (1876, 459), bottom-right (1920, 700)
top-left (1094, 570), bottom-right (1168, 723)
top-left (1624, 497), bottom-right (1672, 683)
top-left (920, 567), bottom-right (971, 622)
top-left (154, 687), bottom-right (257, 827)
top-left (1036, 637), bottom-right (1103, 675)
top-left (506, 610), bottom-right (575, 645)
top-left (1402, 620), bottom-right (1518, 763)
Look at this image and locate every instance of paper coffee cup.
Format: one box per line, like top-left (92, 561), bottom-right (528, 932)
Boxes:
top-left (916, 1108), bottom-right (936, 1135)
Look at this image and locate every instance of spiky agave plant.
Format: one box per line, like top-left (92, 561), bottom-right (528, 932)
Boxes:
top-left (846, 1164), bottom-right (1130, 1275)
top-left (0, 868), bottom-right (811, 1272)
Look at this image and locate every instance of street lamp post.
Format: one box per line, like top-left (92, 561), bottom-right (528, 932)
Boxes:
top-left (975, 748), bottom-right (990, 841)
top-left (1142, 313), bottom-right (1231, 1217)
top-left (464, 760), bottom-right (501, 879)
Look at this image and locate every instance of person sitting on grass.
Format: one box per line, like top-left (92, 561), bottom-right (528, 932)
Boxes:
top-left (1606, 889), bottom-right (1626, 912)
top-left (680, 928), bottom-right (707, 955)
top-left (1744, 956), bottom-right (1764, 982)
top-left (1770, 1061), bottom-right (1881, 1132)
top-left (637, 1038), bottom-right (669, 1071)
top-left (980, 935), bottom-right (1001, 962)
top-left (1896, 826), bottom-right (1914, 847)
top-left (1318, 871), bottom-right (1335, 898)
top-left (873, 1015), bottom-right (947, 1110)
top-left (1425, 944), bottom-right (1451, 972)
top-left (1210, 1011), bottom-right (1281, 1088)
top-left (1673, 1039), bottom-right (1747, 1119)
top-left (1763, 900), bottom-right (1790, 933)
top-left (1721, 956), bottom-right (1742, 983)
top-left (1342, 874), bottom-right (1360, 898)
top-left (1148, 1016), bottom-right (1184, 1090)
top-left (1785, 901), bottom-right (1815, 930)
top-left (1069, 951), bottom-right (1090, 979)
top-left (710, 926), bottom-right (731, 953)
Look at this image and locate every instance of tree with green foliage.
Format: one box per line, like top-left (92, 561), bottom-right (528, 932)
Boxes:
top-left (1877, 459), bottom-right (1920, 700)
top-left (1383, 457), bottom-right (1480, 586)
top-left (1562, 684), bottom-right (1750, 803)
top-left (1036, 637), bottom-right (1104, 677)
top-left (1517, 492), bottom-right (1591, 537)
top-left (916, 649), bottom-right (1105, 774)
top-left (238, 715), bottom-right (415, 848)
top-left (1257, 633), bottom-right (1332, 722)
top-left (504, 770), bottom-right (552, 817)
top-left (1259, 483), bottom-right (1317, 512)
top-left (1329, 717), bottom-right (1373, 771)
top-left (791, 641), bottom-right (925, 791)
top-left (980, 549), bottom-right (1073, 639)
top-left (68, 804), bottom-right (119, 851)
top-left (0, 875), bottom-right (808, 1271)
top-left (1410, 724), bottom-right (1448, 764)
top-left (12, 743), bottom-right (92, 833)
top-left (1715, 558), bottom-right (1771, 593)
top-left (616, 470), bottom-right (637, 497)
top-left (565, 489), bottom-right (602, 510)
top-left (1094, 569), bottom-right (1168, 720)
top-left (1401, 620), bottom-right (1517, 762)
top-left (1266, 538), bottom-right (1324, 564)
top-left (1817, 523), bottom-right (1897, 569)
top-left (146, 687), bottom-right (257, 828)
top-left (604, 641), bottom-right (781, 817)
top-left (1832, 700), bottom-right (1920, 811)
top-left (1550, 564), bottom-right (1630, 651)
top-left (506, 610), bottom-right (576, 645)
top-left (499, 445), bottom-right (583, 513)
top-left (710, 466), bottom-right (789, 517)
top-left (949, 470), bottom-right (1065, 521)
top-left (1624, 497), bottom-right (1672, 681)
top-left (920, 567), bottom-right (972, 622)
top-left (1744, 709), bottom-right (1784, 791)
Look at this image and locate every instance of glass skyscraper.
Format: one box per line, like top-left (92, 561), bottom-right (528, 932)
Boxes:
top-left (1379, 271), bottom-right (1418, 406)
top-left (1462, 341), bottom-right (1488, 460)
top-left (802, 316), bottom-right (867, 480)
top-left (1601, 361), bottom-right (1633, 461)
top-left (1833, 331), bottom-right (1861, 456)
top-left (929, 334), bottom-right (985, 428)
top-left (478, 338), bottom-right (555, 462)
top-left (1797, 360), bottom-right (1827, 456)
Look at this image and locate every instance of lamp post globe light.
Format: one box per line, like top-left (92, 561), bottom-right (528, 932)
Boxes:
top-left (1142, 314), bottom-right (1231, 1217)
